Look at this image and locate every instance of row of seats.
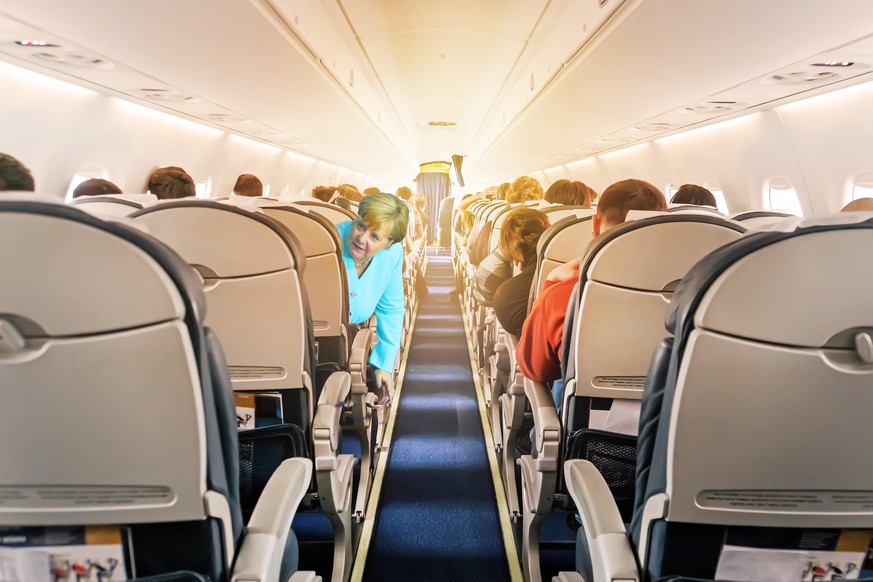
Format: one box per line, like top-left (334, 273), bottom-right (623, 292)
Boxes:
top-left (1, 193), bottom-right (423, 581)
top-left (555, 212), bottom-right (873, 582)
top-left (455, 199), bottom-right (873, 581)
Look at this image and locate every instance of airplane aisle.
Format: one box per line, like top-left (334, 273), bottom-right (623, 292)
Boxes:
top-left (362, 250), bottom-right (511, 581)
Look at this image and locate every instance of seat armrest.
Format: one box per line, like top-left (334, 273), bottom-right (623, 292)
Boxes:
top-left (552, 573), bottom-right (586, 582)
top-left (524, 377), bottom-right (561, 471)
top-left (232, 458), bottom-right (313, 582)
top-left (349, 327), bottom-right (375, 395)
top-left (313, 371), bottom-right (352, 470)
top-left (288, 572), bottom-right (321, 582)
top-left (563, 460), bottom-right (640, 582)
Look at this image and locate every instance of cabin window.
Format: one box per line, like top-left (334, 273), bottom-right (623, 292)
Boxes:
top-left (262, 183), bottom-right (271, 198)
top-left (766, 179), bottom-right (803, 216)
top-left (195, 178), bottom-right (212, 199)
top-left (851, 173), bottom-right (873, 201)
top-left (666, 184), bottom-right (678, 199)
top-left (707, 186), bottom-right (730, 213)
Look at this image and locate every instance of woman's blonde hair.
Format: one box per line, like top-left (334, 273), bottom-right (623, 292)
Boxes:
top-left (358, 192), bottom-right (410, 242)
top-left (499, 207), bottom-right (549, 265)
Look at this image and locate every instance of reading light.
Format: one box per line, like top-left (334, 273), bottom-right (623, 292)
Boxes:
top-left (15, 40), bottom-right (56, 47)
top-left (813, 61), bottom-right (854, 67)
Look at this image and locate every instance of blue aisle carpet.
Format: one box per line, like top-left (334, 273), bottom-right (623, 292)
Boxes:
top-left (363, 250), bottom-right (510, 581)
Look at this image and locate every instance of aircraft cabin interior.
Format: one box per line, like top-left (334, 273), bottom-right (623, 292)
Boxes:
top-left (1, 1), bottom-right (873, 581)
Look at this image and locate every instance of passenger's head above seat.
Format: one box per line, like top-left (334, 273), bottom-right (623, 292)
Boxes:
top-left (0, 152), bottom-right (34, 192)
top-left (670, 183), bottom-right (716, 206)
top-left (72, 178), bottom-right (122, 198)
top-left (594, 178), bottom-right (667, 235)
top-left (232, 173), bottom-right (263, 197)
top-left (147, 166), bottom-right (195, 200)
top-left (841, 197), bottom-right (873, 212)
top-left (311, 185), bottom-right (336, 203)
top-left (499, 207), bottom-right (550, 267)
top-left (544, 179), bottom-right (591, 206)
top-left (506, 175), bottom-right (543, 203)
top-left (338, 183), bottom-right (362, 202)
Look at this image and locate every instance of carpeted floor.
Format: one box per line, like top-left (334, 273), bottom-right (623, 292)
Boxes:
top-left (363, 250), bottom-right (510, 581)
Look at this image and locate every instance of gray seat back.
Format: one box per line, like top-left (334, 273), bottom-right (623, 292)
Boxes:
top-left (633, 214), bottom-right (873, 579)
top-left (293, 199), bottom-right (356, 225)
top-left (0, 200), bottom-right (242, 579)
top-left (566, 215), bottom-right (745, 423)
top-left (131, 201), bottom-right (314, 425)
top-left (262, 205), bottom-right (349, 366)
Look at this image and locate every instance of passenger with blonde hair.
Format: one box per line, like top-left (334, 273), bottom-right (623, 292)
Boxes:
top-left (492, 208), bottom-right (551, 336)
top-left (473, 207), bottom-right (548, 307)
top-left (337, 193), bottom-right (410, 401)
top-left (506, 175), bottom-right (543, 203)
top-left (0, 152), bottom-right (34, 192)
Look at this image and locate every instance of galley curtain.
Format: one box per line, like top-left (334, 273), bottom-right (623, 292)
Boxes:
top-left (415, 161), bottom-right (452, 243)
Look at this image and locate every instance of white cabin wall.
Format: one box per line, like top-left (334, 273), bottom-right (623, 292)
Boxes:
top-left (559, 142), bottom-right (681, 198)
top-left (776, 80), bottom-right (873, 214)
top-left (660, 111), bottom-right (810, 214)
top-left (559, 79), bottom-right (873, 215)
top-left (0, 61), bottom-right (359, 199)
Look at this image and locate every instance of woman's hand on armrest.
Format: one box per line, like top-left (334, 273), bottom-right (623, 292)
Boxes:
top-left (373, 367), bottom-right (395, 405)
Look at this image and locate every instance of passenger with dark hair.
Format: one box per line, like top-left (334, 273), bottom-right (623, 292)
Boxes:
top-left (492, 208), bottom-right (550, 336)
top-left (311, 185), bottom-right (336, 203)
top-left (0, 152), bottom-right (35, 192)
top-left (670, 183), bottom-right (716, 207)
top-left (72, 178), bottom-right (122, 198)
top-left (517, 179), bottom-right (667, 385)
top-left (841, 197), bottom-right (873, 212)
top-left (543, 179), bottom-right (592, 206)
top-left (147, 166), bottom-right (195, 200)
top-left (232, 173), bottom-right (263, 197)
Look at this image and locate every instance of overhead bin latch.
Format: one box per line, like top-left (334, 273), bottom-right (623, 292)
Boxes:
top-left (854, 331), bottom-right (873, 364)
top-left (0, 319), bottom-right (26, 354)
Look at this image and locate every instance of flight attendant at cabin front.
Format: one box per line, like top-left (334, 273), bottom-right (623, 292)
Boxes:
top-left (338, 192), bottom-right (409, 401)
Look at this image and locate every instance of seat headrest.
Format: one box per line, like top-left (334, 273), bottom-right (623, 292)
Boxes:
top-left (0, 200), bottom-right (204, 337)
top-left (262, 205), bottom-right (340, 257)
top-left (582, 215), bottom-right (745, 292)
top-left (669, 214), bottom-right (873, 348)
top-left (131, 200), bottom-right (304, 278)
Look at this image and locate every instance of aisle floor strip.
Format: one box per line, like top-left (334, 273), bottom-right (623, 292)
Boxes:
top-left (462, 302), bottom-right (524, 582)
top-left (349, 273), bottom-right (420, 581)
